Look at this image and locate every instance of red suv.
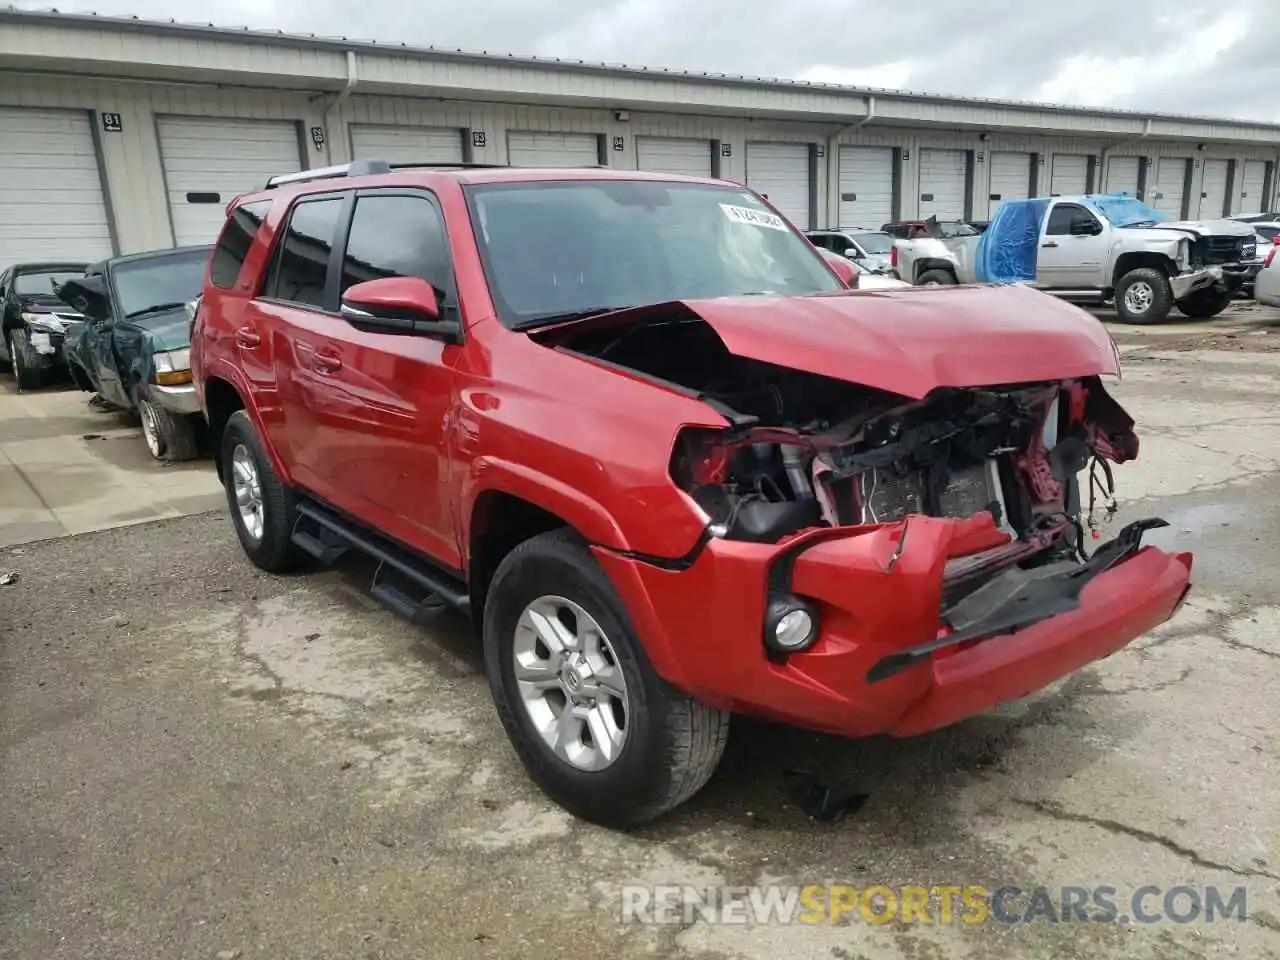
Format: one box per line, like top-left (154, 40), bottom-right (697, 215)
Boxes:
top-left (191, 160), bottom-right (1193, 827)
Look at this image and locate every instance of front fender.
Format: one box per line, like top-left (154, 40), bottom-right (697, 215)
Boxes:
top-left (462, 457), bottom-right (632, 553)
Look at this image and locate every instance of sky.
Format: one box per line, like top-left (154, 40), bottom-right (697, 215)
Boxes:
top-left (17, 1), bottom-right (1280, 122)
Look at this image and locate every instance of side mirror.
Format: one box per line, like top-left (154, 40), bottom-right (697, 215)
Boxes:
top-left (818, 249), bottom-right (859, 288)
top-left (1070, 218), bottom-right (1102, 236)
top-left (339, 276), bottom-right (460, 342)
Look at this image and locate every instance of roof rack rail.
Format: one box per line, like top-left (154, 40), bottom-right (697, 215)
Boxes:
top-left (263, 159), bottom-right (391, 189)
top-left (262, 158), bottom-right (513, 188)
top-left (386, 161), bottom-right (509, 170)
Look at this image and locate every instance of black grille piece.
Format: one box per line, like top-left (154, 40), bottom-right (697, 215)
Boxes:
top-left (1204, 236), bottom-right (1244, 265)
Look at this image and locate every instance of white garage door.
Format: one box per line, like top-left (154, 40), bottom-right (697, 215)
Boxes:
top-left (746, 142), bottom-right (812, 229)
top-left (507, 132), bottom-right (599, 168)
top-left (1151, 157), bottom-right (1188, 217)
top-left (987, 151), bottom-right (1031, 217)
top-left (158, 117), bottom-right (302, 247)
top-left (1104, 156), bottom-right (1140, 197)
top-left (0, 107), bottom-right (113, 269)
top-left (918, 148), bottom-right (967, 220)
top-left (635, 137), bottom-right (712, 178)
top-left (350, 124), bottom-right (464, 165)
top-left (838, 146), bottom-right (894, 228)
top-left (1239, 160), bottom-right (1268, 213)
top-left (1199, 159), bottom-right (1229, 219)
top-left (1049, 154), bottom-right (1089, 196)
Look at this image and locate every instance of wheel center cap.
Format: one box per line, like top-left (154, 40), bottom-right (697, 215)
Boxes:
top-left (564, 671), bottom-right (582, 692)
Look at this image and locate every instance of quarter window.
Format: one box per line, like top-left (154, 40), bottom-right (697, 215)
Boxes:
top-left (266, 197), bottom-right (344, 309)
top-left (339, 194), bottom-right (451, 299)
top-left (210, 199), bottom-right (272, 290)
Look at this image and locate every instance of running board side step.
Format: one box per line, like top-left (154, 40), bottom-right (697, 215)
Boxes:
top-left (292, 499), bottom-right (470, 622)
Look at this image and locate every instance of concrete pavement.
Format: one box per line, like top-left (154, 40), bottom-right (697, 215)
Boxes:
top-left (0, 379), bottom-right (223, 547)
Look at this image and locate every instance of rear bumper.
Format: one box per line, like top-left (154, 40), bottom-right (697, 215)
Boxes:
top-left (597, 515), bottom-right (1192, 739)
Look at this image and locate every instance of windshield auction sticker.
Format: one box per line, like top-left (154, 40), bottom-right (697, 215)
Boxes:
top-left (720, 203), bottom-right (788, 231)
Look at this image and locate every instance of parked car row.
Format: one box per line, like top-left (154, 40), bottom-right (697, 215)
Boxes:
top-left (175, 159), bottom-right (1191, 828)
top-left (2, 246), bottom-right (211, 461)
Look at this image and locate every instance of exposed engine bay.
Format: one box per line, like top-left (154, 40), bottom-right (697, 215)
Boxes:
top-left (547, 308), bottom-right (1138, 554)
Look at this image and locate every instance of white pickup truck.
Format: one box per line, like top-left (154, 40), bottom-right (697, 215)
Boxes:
top-left (890, 195), bottom-right (1257, 323)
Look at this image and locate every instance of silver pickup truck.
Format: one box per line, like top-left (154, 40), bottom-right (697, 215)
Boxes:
top-left (891, 195), bottom-right (1257, 323)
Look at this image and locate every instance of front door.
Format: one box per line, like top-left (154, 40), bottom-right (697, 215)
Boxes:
top-left (317, 189), bottom-right (462, 569)
top-left (1036, 202), bottom-right (1108, 288)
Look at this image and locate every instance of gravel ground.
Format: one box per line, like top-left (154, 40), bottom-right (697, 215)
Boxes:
top-left (2, 338), bottom-right (1278, 960)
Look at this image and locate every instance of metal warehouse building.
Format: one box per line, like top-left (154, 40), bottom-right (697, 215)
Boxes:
top-left (1, 7), bottom-right (1279, 265)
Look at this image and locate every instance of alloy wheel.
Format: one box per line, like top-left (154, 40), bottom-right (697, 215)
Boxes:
top-left (231, 442), bottom-right (265, 543)
top-left (1124, 281), bottom-right (1154, 317)
top-left (139, 400), bottom-right (164, 458)
top-left (513, 595), bottom-right (629, 771)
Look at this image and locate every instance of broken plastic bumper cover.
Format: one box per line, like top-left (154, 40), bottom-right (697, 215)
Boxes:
top-left (866, 518), bottom-right (1172, 684)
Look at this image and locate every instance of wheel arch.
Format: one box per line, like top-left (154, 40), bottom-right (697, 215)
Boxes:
top-left (1113, 252), bottom-right (1173, 286)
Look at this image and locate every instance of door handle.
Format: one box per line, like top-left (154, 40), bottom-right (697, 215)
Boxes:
top-left (1041, 242), bottom-right (1059, 248)
top-left (235, 328), bottom-right (261, 348)
top-left (312, 352), bottom-right (343, 374)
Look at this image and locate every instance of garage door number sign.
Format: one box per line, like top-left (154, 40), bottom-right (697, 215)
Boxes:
top-left (101, 112), bottom-right (123, 133)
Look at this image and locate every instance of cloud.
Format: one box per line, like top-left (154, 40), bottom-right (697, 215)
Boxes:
top-left (14, 0), bottom-right (1280, 121)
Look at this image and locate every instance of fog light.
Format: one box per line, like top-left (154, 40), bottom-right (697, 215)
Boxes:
top-left (764, 594), bottom-right (819, 654)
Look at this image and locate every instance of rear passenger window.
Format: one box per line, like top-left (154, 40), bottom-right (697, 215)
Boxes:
top-left (340, 194), bottom-right (451, 299)
top-left (267, 197), bottom-right (344, 309)
top-left (209, 199), bottom-right (272, 289)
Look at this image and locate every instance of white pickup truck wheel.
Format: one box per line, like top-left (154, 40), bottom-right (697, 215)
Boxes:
top-left (916, 269), bottom-right (956, 286)
top-left (1114, 267), bottom-right (1173, 324)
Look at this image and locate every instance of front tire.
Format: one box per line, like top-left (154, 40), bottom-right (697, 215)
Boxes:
top-left (7, 331), bottom-right (41, 391)
top-left (1175, 287), bottom-right (1234, 319)
top-left (1114, 267), bottom-right (1173, 323)
top-left (220, 409), bottom-right (304, 572)
top-left (139, 394), bottom-right (199, 462)
top-left (483, 529), bottom-right (730, 827)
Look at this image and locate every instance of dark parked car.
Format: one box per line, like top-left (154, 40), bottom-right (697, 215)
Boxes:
top-left (56, 245), bottom-right (212, 461)
top-left (0, 261), bottom-right (90, 390)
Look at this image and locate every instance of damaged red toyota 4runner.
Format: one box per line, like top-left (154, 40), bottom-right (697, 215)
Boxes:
top-left (191, 162), bottom-right (1193, 828)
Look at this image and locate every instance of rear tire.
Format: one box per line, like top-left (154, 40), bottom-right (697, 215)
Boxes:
top-left (7, 331), bottom-right (41, 391)
top-left (139, 394), bottom-right (200, 462)
top-left (1114, 267), bottom-right (1173, 323)
top-left (221, 409), bottom-right (304, 573)
top-left (916, 269), bottom-right (956, 286)
top-left (483, 528), bottom-right (730, 827)
top-left (1175, 287), bottom-right (1234, 319)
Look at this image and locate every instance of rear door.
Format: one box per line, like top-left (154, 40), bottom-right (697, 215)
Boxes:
top-left (258, 192), bottom-right (352, 492)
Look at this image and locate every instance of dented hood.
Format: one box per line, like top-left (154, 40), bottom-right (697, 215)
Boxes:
top-left (681, 284), bottom-right (1119, 399)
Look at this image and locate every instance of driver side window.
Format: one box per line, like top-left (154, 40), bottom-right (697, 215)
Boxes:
top-left (1046, 203), bottom-right (1098, 236)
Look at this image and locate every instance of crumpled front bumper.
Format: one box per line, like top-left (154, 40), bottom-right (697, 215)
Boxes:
top-left (596, 514), bottom-right (1192, 739)
top-left (1169, 265), bottom-right (1222, 300)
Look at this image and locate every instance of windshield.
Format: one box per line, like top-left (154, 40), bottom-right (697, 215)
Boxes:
top-left (1254, 225), bottom-right (1280, 241)
top-left (1085, 195), bottom-right (1168, 228)
top-left (851, 232), bottom-right (893, 254)
top-left (113, 249), bottom-right (209, 319)
top-left (465, 180), bottom-right (843, 328)
top-left (14, 269), bottom-right (84, 298)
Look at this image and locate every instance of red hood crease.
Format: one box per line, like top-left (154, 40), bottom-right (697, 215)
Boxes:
top-left (680, 285), bottom-right (1120, 399)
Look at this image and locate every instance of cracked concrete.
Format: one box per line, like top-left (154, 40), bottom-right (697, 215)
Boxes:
top-left (2, 327), bottom-right (1279, 960)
